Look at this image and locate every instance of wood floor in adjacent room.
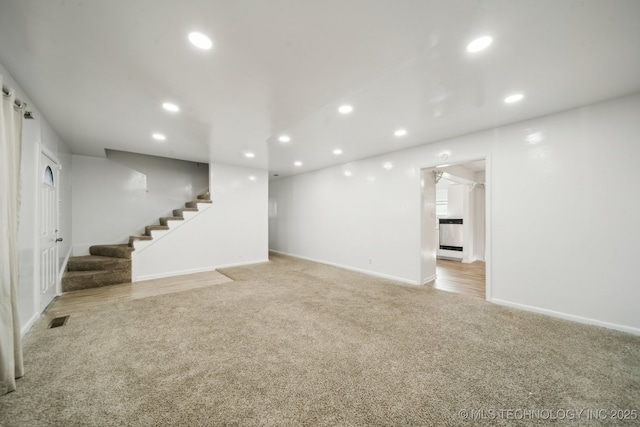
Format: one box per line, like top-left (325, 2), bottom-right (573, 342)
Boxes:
top-left (434, 258), bottom-right (486, 299)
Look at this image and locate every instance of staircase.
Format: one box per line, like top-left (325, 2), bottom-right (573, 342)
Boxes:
top-left (62, 192), bottom-right (212, 292)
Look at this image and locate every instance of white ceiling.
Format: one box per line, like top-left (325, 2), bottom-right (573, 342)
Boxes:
top-left (456, 160), bottom-right (485, 173)
top-left (1, 0), bottom-right (639, 179)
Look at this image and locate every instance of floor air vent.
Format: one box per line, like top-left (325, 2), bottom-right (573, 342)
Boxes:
top-left (49, 316), bottom-right (69, 328)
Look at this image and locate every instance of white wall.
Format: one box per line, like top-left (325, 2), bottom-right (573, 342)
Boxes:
top-left (133, 163), bottom-right (268, 281)
top-left (446, 184), bottom-right (466, 218)
top-left (489, 93), bottom-right (640, 334)
top-left (270, 92), bottom-right (640, 334)
top-left (1, 62), bottom-right (73, 335)
top-left (472, 185), bottom-right (485, 261)
top-left (72, 151), bottom-right (209, 255)
top-left (420, 169), bottom-right (437, 284)
top-left (270, 158), bottom-right (424, 284)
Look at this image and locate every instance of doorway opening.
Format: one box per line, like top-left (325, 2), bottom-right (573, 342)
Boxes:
top-left (421, 159), bottom-right (488, 299)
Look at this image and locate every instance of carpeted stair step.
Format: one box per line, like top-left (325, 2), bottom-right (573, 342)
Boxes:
top-left (62, 269), bottom-right (132, 292)
top-left (186, 199), bottom-right (213, 208)
top-left (145, 225), bottom-right (169, 236)
top-left (197, 192), bottom-right (210, 200)
top-left (173, 207), bottom-right (198, 217)
top-left (159, 216), bottom-right (184, 226)
top-left (67, 255), bottom-right (131, 272)
top-left (90, 244), bottom-right (134, 259)
top-left (129, 235), bottom-right (153, 245)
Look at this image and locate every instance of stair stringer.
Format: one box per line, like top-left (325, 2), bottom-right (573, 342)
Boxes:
top-left (109, 186), bottom-right (210, 248)
top-left (130, 201), bottom-right (212, 253)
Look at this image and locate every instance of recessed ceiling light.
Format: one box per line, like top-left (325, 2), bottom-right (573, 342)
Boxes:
top-left (394, 129), bottom-right (407, 137)
top-left (162, 102), bottom-right (180, 112)
top-left (152, 133), bottom-right (166, 141)
top-left (504, 93), bottom-right (524, 104)
top-left (294, 161), bottom-right (302, 167)
top-left (278, 135), bottom-right (291, 143)
top-left (382, 162), bottom-right (393, 170)
top-left (244, 152), bottom-right (255, 158)
top-left (344, 170), bottom-right (352, 177)
top-left (248, 175), bottom-right (256, 181)
top-left (333, 149), bottom-right (343, 155)
top-left (188, 32), bottom-right (213, 50)
top-left (466, 36), bottom-right (493, 53)
top-left (338, 105), bottom-right (353, 114)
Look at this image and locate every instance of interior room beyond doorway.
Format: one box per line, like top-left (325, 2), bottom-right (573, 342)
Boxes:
top-left (434, 160), bottom-right (486, 298)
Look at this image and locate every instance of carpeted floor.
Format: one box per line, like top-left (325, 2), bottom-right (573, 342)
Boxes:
top-left (1, 253), bottom-right (639, 426)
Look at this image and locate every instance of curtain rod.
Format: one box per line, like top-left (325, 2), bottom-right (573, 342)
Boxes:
top-left (2, 84), bottom-right (35, 119)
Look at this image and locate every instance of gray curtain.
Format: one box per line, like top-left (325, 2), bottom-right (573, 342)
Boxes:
top-left (0, 76), bottom-right (25, 394)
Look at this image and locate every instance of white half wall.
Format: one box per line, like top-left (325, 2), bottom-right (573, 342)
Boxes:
top-left (269, 92), bottom-right (640, 334)
top-left (71, 151), bottom-right (209, 255)
top-left (133, 163), bottom-right (268, 281)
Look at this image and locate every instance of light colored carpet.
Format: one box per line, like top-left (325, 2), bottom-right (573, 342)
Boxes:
top-left (1, 252), bottom-right (639, 426)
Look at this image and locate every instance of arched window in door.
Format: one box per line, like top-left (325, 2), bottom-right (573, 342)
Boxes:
top-left (43, 166), bottom-right (54, 187)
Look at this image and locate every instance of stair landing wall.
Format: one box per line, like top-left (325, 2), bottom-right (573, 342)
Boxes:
top-left (133, 163), bottom-right (268, 281)
top-left (72, 151), bottom-right (209, 255)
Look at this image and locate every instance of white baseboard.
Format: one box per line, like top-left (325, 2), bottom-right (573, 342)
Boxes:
top-left (269, 250), bottom-right (418, 285)
top-left (422, 274), bottom-right (437, 285)
top-left (491, 298), bottom-right (640, 336)
top-left (57, 248), bottom-right (72, 283)
top-left (134, 259), bottom-right (269, 282)
top-left (21, 312), bottom-right (40, 337)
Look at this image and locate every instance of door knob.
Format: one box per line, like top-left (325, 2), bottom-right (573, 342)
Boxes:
top-left (55, 238), bottom-right (63, 242)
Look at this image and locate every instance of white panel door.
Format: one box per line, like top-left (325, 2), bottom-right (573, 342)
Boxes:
top-left (39, 152), bottom-right (59, 311)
